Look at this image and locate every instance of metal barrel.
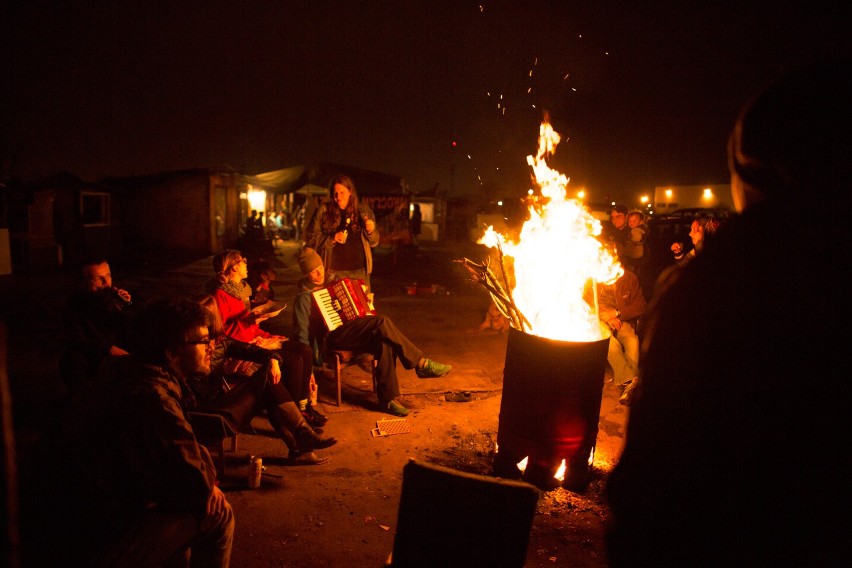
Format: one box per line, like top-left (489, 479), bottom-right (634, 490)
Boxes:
top-left (494, 327), bottom-right (609, 491)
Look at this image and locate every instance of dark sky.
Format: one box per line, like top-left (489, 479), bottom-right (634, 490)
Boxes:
top-left (4, 1), bottom-right (850, 204)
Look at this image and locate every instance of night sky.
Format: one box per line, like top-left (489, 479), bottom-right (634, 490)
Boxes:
top-left (4, 1), bottom-right (851, 204)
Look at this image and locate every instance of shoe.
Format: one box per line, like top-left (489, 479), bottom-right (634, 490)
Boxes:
top-left (619, 379), bottom-right (638, 406)
top-left (385, 400), bottom-right (409, 417)
top-left (416, 358), bottom-right (452, 378)
top-left (288, 450), bottom-right (331, 466)
top-left (296, 427), bottom-right (337, 452)
top-left (302, 404), bottom-right (329, 428)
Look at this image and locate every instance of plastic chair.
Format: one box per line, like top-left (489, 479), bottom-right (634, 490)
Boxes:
top-left (386, 459), bottom-right (540, 568)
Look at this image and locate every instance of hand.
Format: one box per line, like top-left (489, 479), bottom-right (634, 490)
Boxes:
top-left (364, 218), bottom-right (375, 234)
top-left (267, 359), bottom-right (281, 384)
top-left (334, 231), bottom-right (347, 244)
top-left (114, 288), bottom-right (132, 303)
top-left (606, 317), bottom-right (623, 331)
top-left (600, 308), bottom-right (619, 322)
top-left (202, 486), bottom-right (228, 530)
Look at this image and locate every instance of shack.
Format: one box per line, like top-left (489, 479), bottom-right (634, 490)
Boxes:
top-left (101, 167), bottom-right (247, 260)
top-left (248, 163), bottom-right (412, 246)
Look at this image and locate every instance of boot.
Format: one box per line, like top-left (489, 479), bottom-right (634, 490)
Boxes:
top-left (268, 402), bottom-right (335, 465)
top-left (277, 402), bottom-right (337, 452)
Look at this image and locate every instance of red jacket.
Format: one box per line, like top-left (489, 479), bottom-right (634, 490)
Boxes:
top-left (214, 288), bottom-right (270, 343)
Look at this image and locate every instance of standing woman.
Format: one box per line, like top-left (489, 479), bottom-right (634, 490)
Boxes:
top-left (306, 174), bottom-right (380, 292)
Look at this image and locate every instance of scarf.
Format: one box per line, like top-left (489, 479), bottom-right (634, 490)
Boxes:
top-left (219, 280), bottom-right (252, 310)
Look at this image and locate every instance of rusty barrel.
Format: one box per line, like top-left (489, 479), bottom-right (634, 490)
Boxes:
top-left (494, 327), bottom-right (609, 491)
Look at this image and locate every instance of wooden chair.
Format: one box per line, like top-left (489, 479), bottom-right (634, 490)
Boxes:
top-left (187, 411), bottom-right (239, 477)
top-left (386, 459), bottom-right (540, 568)
top-left (327, 349), bottom-right (378, 406)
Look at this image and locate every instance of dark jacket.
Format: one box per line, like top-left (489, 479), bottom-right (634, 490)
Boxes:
top-left (22, 359), bottom-right (217, 563)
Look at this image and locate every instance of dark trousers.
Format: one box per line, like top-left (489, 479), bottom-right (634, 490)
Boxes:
top-left (327, 314), bottom-right (423, 403)
top-left (207, 368), bottom-right (293, 434)
top-left (280, 340), bottom-right (313, 401)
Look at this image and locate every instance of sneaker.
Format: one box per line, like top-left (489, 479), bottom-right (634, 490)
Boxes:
top-left (415, 358), bottom-right (452, 378)
top-left (385, 400), bottom-right (409, 417)
top-left (302, 404), bottom-right (329, 427)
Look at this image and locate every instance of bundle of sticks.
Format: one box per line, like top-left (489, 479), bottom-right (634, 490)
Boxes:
top-left (456, 241), bottom-right (530, 333)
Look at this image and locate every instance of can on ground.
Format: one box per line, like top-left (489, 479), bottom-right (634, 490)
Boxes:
top-left (248, 455), bottom-right (262, 489)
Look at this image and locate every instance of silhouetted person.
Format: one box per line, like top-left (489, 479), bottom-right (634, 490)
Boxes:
top-left (22, 299), bottom-right (234, 566)
top-left (410, 203), bottom-right (422, 247)
top-left (606, 60), bottom-right (852, 567)
top-left (59, 258), bottom-right (134, 397)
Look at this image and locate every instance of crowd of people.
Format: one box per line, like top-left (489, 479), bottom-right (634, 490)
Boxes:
top-left (21, 172), bottom-right (452, 566)
top-left (16, 60), bottom-right (850, 566)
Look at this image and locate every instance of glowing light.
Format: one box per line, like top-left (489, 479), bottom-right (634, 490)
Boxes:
top-left (478, 121), bottom-right (622, 342)
top-left (517, 456), bottom-right (529, 473)
top-left (702, 187), bottom-right (714, 199)
top-left (554, 459), bottom-right (567, 482)
top-left (247, 188), bottom-right (266, 214)
top-left (665, 188), bottom-right (673, 198)
top-left (640, 195), bottom-right (649, 204)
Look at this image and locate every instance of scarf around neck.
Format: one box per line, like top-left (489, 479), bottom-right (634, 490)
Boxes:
top-left (219, 280), bottom-right (252, 309)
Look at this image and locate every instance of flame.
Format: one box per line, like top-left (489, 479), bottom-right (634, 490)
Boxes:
top-left (479, 120), bottom-right (622, 342)
top-left (554, 459), bottom-right (567, 482)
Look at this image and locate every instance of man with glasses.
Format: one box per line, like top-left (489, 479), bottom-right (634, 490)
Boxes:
top-left (23, 299), bottom-right (235, 567)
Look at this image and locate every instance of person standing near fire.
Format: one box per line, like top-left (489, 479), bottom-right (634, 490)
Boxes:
top-left (602, 204), bottom-right (630, 261)
top-left (606, 61), bottom-right (852, 567)
top-left (305, 174), bottom-right (380, 293)
top-left (598, 263), bottom-right (646, 406)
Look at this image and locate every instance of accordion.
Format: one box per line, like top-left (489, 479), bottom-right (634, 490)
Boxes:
top-left (311, 278), bottom-right (376, 331)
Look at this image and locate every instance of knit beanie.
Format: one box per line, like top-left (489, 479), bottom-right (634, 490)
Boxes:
top-left (298, 248), bottom-right (323, 275)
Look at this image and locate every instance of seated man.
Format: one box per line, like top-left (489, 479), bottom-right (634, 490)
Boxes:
top-left (598, 265), bottom-right (646, 405)
top-left (292, 247), bottom-right (451, 417)
top-left (59, 257), bottom-right (135, 397)
top-left (21, 299), bottom-right (234, 567)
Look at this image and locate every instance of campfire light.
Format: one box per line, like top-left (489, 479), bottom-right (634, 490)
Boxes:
top-left (472, 119), bottom-right (618, 492)
top-left (554, 460), bottom-right (567, 482)
top-left (472, 119), bottom-right (622, 342)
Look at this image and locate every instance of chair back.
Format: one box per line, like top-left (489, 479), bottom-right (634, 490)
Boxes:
top-left (389, 459), bottom-right (539, 568)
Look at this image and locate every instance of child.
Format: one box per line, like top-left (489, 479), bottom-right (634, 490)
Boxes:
top-left (623, 210), bottom-right (648, 273)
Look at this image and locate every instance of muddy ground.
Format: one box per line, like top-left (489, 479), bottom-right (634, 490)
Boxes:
top-left (3, 239), bottom-right (629, 567)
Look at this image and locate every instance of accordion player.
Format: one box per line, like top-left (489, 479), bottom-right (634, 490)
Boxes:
top-left (311, 278), bottom-right (377, 331)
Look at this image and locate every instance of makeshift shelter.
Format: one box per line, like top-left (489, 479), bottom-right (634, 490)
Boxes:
top-left (248, 163), bottom-right (412, 246)
top-left (101, 167), bottom-right (246, 260)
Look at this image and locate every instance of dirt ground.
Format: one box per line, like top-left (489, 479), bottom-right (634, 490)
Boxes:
top-left (3, 238), bottom-right (629, 567)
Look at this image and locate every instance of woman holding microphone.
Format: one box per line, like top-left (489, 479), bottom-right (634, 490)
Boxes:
top-left (305, 173), bottom-right (380, 293)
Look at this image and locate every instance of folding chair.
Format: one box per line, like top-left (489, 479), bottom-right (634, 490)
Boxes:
top-left (327, 349), bottom-right (378, 406)
top-left (187, 411), bottom-right (239, 477)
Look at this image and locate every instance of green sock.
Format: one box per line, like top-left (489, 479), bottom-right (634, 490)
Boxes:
top-left (299, 399), bottom-right (308, 411)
